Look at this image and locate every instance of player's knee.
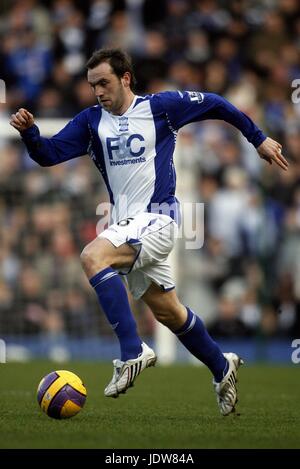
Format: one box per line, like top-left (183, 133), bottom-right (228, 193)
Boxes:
top-left (151, 301), bottom-right (187, 331)
top-left (80, 244), bottom-right (111, 274)
top-left (153, 309), bottom-right (171, 326)
top-left (80, 247), bottom-right (91, 270)
top-left (152, 307), bottom-right (180, 330)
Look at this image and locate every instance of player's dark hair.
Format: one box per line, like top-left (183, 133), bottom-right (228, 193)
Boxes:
top-left (86, 48), bottom-right (137, 91)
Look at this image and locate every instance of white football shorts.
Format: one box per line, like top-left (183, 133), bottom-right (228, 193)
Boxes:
top-left (98, 212), bottom-right (178, 299)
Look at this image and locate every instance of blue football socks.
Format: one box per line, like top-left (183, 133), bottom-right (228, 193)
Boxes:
top-left (175, 307), bottom-right (228, 382)
top-left (90, 267), bottom-right (142, 361)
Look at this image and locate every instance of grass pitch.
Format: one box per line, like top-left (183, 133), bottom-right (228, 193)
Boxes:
top-left (0, 361), bottom-right (299, 449)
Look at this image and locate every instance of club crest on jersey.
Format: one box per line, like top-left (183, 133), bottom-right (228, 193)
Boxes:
top-left (187, 91), bottom-right (204, 103)
top-left (118, 116), bottom-right (129, 132)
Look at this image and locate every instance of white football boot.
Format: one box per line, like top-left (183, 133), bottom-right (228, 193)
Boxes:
top-left (213, 352), bottom-right (244, 416)
top-left (104, 342), bottom-right (157, 398)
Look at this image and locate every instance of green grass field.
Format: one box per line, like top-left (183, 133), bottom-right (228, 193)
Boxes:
top-left (0, 361), bottom-right (299, 449)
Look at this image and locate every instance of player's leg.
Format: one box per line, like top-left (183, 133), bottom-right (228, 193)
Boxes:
top-left (142, 283), bottom-right (243, 415)
top-left (81, 214), bottom-right (160, 398)
top-left (80, 236), bottom-right (143, 362)
top-left (81, 237), bottom-right (136, 278)
top-left (142, 283), bottom-right (228, 381)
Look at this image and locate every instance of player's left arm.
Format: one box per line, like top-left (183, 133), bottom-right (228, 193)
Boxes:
top-left (158, 91), bottom-right (289, 171)
top-left (10, 108), bottom-right (90, 167)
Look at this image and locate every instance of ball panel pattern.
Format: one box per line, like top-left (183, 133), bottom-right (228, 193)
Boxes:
top-left (37, 371), bottom-right (59, 405)
top-left (60, 400), bottom-right (82, 419)
top-left (47, 384), bottom-right (86, 419)
top-left (56, 370), bottom-right (87, 395)
top-left (47, 386), bottom-right (69, 419)
top-left (40, 376), bottom-right (71, 413)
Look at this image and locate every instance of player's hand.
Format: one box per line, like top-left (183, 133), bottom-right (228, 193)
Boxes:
top-left (10, 108), bottom-right (35, 132)
top-left (257, 137), bottom-right (289, 171)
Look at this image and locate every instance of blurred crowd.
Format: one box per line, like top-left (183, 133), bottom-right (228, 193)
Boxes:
top-left (0, 0), bottom-right (300, 340)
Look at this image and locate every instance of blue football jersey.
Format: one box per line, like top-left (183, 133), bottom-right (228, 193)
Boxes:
top-left (21, 91), bottom-right (266, 224)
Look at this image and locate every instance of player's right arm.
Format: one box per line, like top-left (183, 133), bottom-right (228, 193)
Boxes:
top-left (156, 91), bottom-right (288, 171)
top-left (10, 108), bottom-right (90, 166)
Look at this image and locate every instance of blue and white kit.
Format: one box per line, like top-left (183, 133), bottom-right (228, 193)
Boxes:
top-left (22, 91), bottom-right (266, 298)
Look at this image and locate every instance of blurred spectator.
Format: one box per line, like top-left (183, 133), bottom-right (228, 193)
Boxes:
top-left (208, 278), bottom-right (253, 338)
top-left (4, 27), bottom-right (52, 110)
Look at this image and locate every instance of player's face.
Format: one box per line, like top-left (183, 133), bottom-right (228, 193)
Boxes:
top-left (87, 62), bottom-right (129, 115)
